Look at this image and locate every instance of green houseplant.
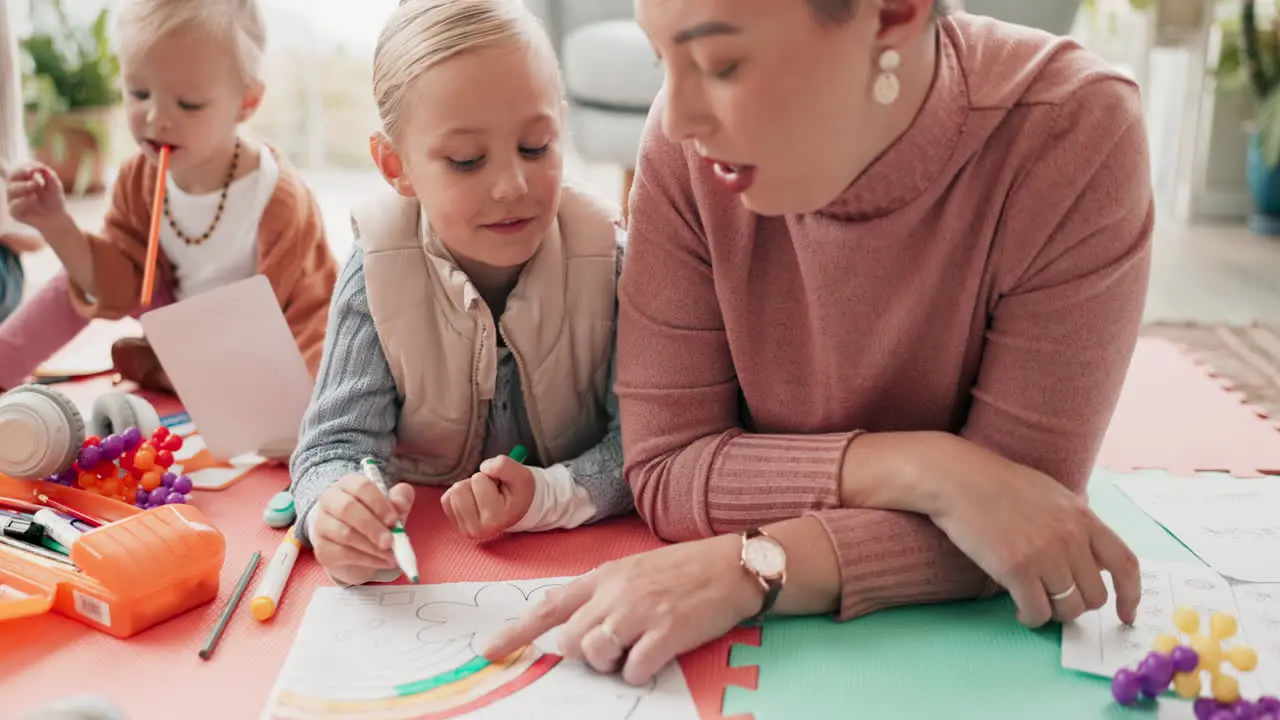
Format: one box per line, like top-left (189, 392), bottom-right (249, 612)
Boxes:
top-left (21, 0), bottom-right (121, 195)
top-left (1223, 0), bottom-right (1280, 232)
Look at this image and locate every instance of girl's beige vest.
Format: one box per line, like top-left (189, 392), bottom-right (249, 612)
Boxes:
top-left (350, 184), bottom-right (620, 485)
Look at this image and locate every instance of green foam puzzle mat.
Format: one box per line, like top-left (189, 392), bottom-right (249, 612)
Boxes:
top-left (723, 469), bottom-right (1210, 720)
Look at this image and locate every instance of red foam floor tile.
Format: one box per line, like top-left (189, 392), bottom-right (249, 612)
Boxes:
top-left (0, 459), bottom-right (755, 720)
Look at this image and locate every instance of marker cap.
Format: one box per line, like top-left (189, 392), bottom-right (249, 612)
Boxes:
top-left (250, 596), bottom-right (276, 621)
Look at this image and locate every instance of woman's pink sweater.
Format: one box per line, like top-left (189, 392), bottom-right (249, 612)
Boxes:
top-left (616, 13), bottom-right (1154, 620)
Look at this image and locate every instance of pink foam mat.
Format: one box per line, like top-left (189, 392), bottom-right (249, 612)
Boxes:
top-left (1097, 337), bottom-right (1280, 476)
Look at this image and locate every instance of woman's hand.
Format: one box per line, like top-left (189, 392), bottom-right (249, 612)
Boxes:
top-left (482, 533), bottom-right (763, 686)
top-left (919, 433), bottom-right (1141, 628)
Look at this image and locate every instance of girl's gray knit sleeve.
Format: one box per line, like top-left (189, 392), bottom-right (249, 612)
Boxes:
top-left (289, 246), bottom-right (401, 547)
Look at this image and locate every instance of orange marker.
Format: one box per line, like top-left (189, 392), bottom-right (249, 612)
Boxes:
top-left (139, 144), bottom-right (171, 307)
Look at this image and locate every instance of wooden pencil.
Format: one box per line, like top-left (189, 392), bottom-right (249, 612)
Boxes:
top-left (35, 493), bottom-right (104, 528)
top-left (199, 550), bottom-right (261, 660)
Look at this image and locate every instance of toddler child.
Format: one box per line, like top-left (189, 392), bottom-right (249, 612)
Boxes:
top-left (290, 0), bottom-right (634, 586)
top-left (0, 0), bottom-right (338, 393)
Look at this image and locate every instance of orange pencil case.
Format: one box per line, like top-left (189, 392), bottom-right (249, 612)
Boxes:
top-left (0, 475), bottom-right (225, 638)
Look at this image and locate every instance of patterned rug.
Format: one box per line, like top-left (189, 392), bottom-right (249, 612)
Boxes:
top-left (1140, 322), bottom-right (1280, 421)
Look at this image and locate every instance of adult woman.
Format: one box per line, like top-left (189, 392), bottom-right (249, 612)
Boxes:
top-left (486, 0), bottom-right (1151, 685)
top-left (0, 0), bottom-right (43, 321)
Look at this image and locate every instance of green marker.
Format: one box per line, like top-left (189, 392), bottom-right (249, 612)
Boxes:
top-left (508, 445), bottom-right (528, 463)
top-left (361, 458), bottom-right (420, 583)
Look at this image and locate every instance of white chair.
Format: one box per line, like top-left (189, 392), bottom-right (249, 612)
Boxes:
top-left (561, 20), bottom-right (663, 221)
top-left (527, 1), bottom-right (662, 221)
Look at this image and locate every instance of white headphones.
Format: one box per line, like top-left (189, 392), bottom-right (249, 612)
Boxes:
top-left (0, 384), bottom-right (163, 480)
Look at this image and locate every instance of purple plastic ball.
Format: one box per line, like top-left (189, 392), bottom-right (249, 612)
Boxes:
top-left (1199, 699), bottom-right (1227, 720)
top-left (148, 487), bottom-right (169, 506)
top-left (99, 435), bottom-right (124, 460)
top-left (58, 467), bottom-right (78, 484)
top-left (1192, 696), bottom-right (1223, 717)
top-left (161, 472), bottom-right (176, 488)
top-left (120, 426), bottom-right (143, 451)
top-left (1171, 645), bottom-right (1200, 673)
top-left (165, 493), bottom-right (186, 504)
top-left (1229, 701), bottom-right (1257, 720)
top-left (1112, 668), bottom-right (1142, 706)
top-left (173, 475), bottom-right (193, 494)
top-left (1260, 698), bottom-right (1280, 714)
top-left (77, 446), bottom-right (102, 469)
top-left (1213, 711), bottom-right (1239, 720)
top-left (1138, 652), bottom-right (1175, 695)
top-left (135, 488), bottom-right (149, 504)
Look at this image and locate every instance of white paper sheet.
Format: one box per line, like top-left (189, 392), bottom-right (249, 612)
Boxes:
top-left (1114, 476), bottom-right (1280, 583)
top-left (1061, 560), bottom-right (1280, 698)
top-left (162, 419), bottom-right (266, 490)
top-left (139, 275), bottom-right (313, 461)
top-left (1235, 584), bottom-right (1280, 699)
top-left (262, 577), bottom-right (702, 720)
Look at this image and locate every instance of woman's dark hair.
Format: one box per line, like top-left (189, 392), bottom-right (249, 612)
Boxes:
top-left (808, 0), bottom-right (950, 24)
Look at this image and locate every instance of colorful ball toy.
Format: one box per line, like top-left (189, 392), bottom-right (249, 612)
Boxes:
top-left (42, 425), bottom-right (194, 510)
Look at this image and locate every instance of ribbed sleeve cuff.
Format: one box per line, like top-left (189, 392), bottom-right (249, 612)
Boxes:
top-left (809, 508), bottom-right (1001, 621)
top-left (702, 432), bottom-right (854, 535)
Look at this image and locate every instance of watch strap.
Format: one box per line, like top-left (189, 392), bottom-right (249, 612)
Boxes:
top-left (746, 581), bottom-right (782, 625)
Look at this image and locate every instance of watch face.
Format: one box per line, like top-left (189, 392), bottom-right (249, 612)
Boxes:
top-left (744, 537), bottom-right (786, 577)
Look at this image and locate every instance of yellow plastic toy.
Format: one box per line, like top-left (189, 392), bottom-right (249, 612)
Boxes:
top-left (1153, 606), bottom-right (1258, 703)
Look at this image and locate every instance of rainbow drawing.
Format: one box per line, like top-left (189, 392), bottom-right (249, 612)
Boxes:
top-left (267, 645), bottom-right (561, 719)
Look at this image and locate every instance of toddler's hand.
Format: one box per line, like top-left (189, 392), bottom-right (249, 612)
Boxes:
top-left (6, 163), bottom-right (69, 231)
top-left (310, 473), bottom-right (414, 586)
top-left (441, 455), bottom-right (536, 540)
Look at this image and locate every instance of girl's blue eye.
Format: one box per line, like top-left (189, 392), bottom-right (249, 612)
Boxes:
top-left (520, 143), bottom-right (550, 158)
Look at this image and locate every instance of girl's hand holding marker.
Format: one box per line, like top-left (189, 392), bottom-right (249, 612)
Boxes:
top-left (308, 460), bottom-right (416, 586)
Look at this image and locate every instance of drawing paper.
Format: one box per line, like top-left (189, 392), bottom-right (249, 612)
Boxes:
top-left (263, 577), bottom-right (702, 720)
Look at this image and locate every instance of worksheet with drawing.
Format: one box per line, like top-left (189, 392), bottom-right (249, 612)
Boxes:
top-left (1061, 560), bottom-right (1280, 698)
top-left (262, 577), bottom-right (702, 720)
